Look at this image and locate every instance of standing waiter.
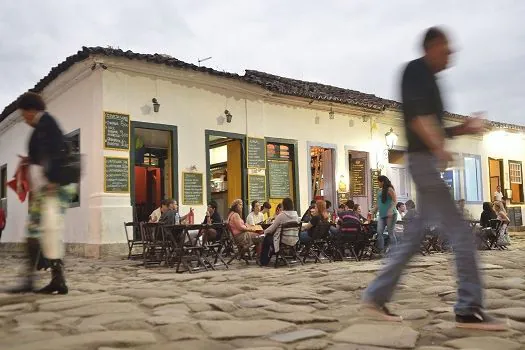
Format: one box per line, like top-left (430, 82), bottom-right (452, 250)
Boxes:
top-left (361, 27), bottom-right (506, 331)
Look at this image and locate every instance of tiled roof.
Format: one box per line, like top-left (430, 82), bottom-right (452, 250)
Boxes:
top-left (243, 70), bottom-right (390, 111)
top-left (1, 46), bottom-right (523, 131)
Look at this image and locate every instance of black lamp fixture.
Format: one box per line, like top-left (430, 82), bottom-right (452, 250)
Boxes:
top-left (225, 109), bottom-right (233, 123)
top-left (152, 98), bottom-right (160, 113)
top-left (329, 106), bottom-right (335, 120)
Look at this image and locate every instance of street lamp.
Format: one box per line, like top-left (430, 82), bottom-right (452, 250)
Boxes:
top-left (385, 127), bottom-right (398, 150)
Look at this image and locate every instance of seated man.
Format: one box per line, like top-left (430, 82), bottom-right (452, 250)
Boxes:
top-left (158, 199), bottom-right (178, 225)
top-left (201, 201), bottom-right (223, 244)
top-left (330, 200), bottom-right (357, 237)
top-left (301, 200), bottom-right (317, 223)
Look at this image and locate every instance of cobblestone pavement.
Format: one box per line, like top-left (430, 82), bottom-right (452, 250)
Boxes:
top-left (1, 236), bottom-right (525, 350)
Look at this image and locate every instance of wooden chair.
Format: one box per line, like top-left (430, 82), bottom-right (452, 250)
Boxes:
top-left (274, 221), bottom-right (303, 268)
top-left (301, 221), bottom-right (332, 263)
top-left (124, 221), bottom-right (143, 260)
top-left (139, 222), bottom-right (167, 267)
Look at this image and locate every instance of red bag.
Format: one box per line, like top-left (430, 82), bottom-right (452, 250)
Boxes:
top-left (8, 162), bottom-right (29, 203)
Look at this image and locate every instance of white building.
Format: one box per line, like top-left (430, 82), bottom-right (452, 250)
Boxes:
top-left (0, 47), bottom-right (523, 257)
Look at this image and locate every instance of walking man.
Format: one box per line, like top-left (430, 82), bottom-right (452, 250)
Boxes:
top-left (361, 27), bottom-right (506, 331)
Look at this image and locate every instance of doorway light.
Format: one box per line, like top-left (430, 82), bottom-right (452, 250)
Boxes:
top-left (385, 127), bottom-right (398, 150)
top-left (152, 98), bottom-right (160, 113)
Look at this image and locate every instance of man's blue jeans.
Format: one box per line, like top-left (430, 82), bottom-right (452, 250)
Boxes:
top-left (363, 152), bottom-right (483, 316)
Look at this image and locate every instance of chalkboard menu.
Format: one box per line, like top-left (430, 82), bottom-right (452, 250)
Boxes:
top-left (350, 158), bottom-right (367, 197)
top-left (248, 174), bottom-right (266, 202)
top-left (508, 207), bottom-right (523, 227)
top-left (371, 169), bottom-right (381, 207)
top-left (247, 137), bottom-right (266, 169)
top-left (104, 157), bottom-right (129, 193)
top-left (182, 172), bottom-right (204, 205)
top-left (268, 161), bottom-right (290, 198)
top-left (104, 112), bottom-right (130, 150)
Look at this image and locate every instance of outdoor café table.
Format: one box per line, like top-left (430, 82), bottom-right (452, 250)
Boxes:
top-left (161, 224), bottom-right (210, 273)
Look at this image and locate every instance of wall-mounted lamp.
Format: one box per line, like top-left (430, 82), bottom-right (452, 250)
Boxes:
top-left (224, 109), bottom-right (233, 123)
top-left (152, 98), bottom-right (160, 113)
top-left (385, 127), bottom-right (398, 150)
top-left (329, 107), bottom-right (335, 120)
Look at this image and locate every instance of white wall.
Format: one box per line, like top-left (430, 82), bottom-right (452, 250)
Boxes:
top-left (0, 63), bottom-right (102, 245)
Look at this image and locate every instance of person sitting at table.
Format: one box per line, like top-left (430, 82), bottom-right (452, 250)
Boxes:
top-left (354, 204), bottom-right (368, 224)
top-left (480, 202), bottom-right (497, 228)
top-left (262, 201), bottom-right (272, 223)
top-left (267, 203), bottom-right (282, 224)
top-left (301, 200), bottom-right (317, 222)
top-left (330, 200), bottom-right (358, 238)
top-left (227, 199), bottom-right (263, 257)
top-left (299, 200), bottom-right (330, 243)
top-left (493, 201), bottom-right (511, 246)
top-left (396, 202), bottom-right (407, 219)
top-left (260, 198), bottom-right (299, 266)
top-left (457, 199), bottom-right (472, 221)
top-left (201, 201), bottom-right (223, 245)
top-left (403, 200), bottom-right (417, 222)
top-left (158, 199), bottom-right (178, 225)
top-left (148, 202), bottom-right (164, 223)
top-left (246, 200), bottom-right (265, 225)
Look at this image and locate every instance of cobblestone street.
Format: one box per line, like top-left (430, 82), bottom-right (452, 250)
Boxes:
top-left (1, 236), bottom-right (525, 350)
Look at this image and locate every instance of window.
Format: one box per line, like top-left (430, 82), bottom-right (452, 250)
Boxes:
top-left (509, 161), bottom-right (524, 203)
top-left (441, 169), bottom-right (461, 200)
top-left (66, 130), bottom-right (80, 207)
top-left (463, 155), bottom-right (483, 203)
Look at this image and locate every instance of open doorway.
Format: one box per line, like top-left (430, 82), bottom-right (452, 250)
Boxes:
top-left (488, 158), bottom-right (504, 201)
top-left (131, 123), bottom-right (177, 223)
top-left (310, 146), bottom-right (336, 206)
top-left (206, 131), bottom-right (246, 219)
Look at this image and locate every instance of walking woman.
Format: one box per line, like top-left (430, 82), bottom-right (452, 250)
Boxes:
top-left (372, 175), bottom-right (398, 254)
top-left (6, 92), bottom-right (76, 294)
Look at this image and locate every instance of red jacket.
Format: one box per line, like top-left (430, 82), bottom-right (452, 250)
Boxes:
top-left (8, 162), bottom-right (29, 203)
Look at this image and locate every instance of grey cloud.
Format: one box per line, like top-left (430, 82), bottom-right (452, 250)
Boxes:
top-left (0, 0), bottom-right (523, 124)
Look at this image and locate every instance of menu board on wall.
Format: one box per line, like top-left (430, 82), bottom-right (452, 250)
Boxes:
top-left (182, 172), bottom-right (204, 205)
top-left (248, 174), bottom-right (266, 202)
top-left (268, 161), bottom-right (291, 198)
top-left (247, 137), bottom-right (266, 169)
top-left (104, 112), bottom-right (130, 150)
top-left (350, 158), bottom-right (367, 197)
top-left (371, 169), bottom-right (381, 207)
top-left (104, 157), bottom-right (129, 193)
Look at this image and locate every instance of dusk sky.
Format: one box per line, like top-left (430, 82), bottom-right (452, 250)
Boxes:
top-left (1, 0), bottom-right (524, 124)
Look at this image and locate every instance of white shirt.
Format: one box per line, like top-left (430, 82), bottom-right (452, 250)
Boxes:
top-left (494, 191), bottom-right (503, 201)
top-left (149, 207), bottom-right (162, 223)
top-left (246, 212), bottom-right (264, 225)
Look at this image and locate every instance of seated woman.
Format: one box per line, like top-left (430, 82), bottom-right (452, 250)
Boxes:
top-left (354, 204), bottom-right (368, 224)
top-left (266, 203), bottom-right (282, 224)
top-left (493, 201), bottom-right (511, 246)
top-left (246, 200), bottom-right (264, 225)
top-left (260, 198), bottom-right (299, 266)
top-left (299, 200), bottom-right (329, 244)
top-left (227, 199), bottom-right (263, 257)
top-left (480, 202), bottom-right (497, 228)
top-left (201, 201), bottom-right (223, 245)
top-left (262, 202), bottom-right (272, 223)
